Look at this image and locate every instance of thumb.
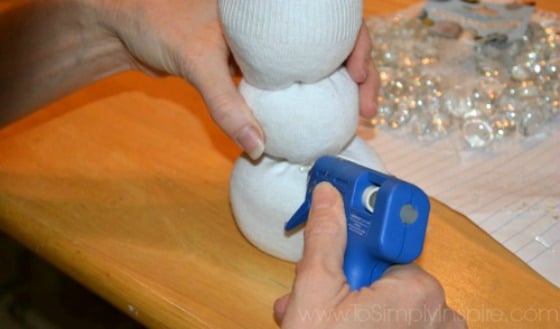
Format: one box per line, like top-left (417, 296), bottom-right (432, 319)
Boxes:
top-left (299, 182), bottom-right (347, 280)
top-left (188, 51), bottom-right (265, 160)
top-left (275, 184), bottom-right (347, 324)
top-left (278, 183), bottom-right (348, 328)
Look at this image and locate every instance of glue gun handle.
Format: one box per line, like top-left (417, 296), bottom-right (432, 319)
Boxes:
top-left (343, 238), bottom-right (391, 290)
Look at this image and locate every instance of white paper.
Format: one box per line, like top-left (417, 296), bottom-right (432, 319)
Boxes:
top-left (362, 117), bottom-right (560, 288)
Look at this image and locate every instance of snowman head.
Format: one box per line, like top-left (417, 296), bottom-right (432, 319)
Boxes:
top-left (219, 0), bottom-right (363, 90)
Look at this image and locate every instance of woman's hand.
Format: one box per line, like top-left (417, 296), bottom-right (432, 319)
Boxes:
top-left (97, 0), bottom-right (380, 159)
top-left (2, 0), bottom-right (379, 159)
top-left (274, 183), bottom-right (467, 329)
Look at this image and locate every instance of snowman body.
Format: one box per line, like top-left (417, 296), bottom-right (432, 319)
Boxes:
top-left (220, 0), bottom-right (385, 261)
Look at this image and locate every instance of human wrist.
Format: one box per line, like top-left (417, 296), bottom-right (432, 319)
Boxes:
top-left (0, 0), bottom-right (134, 124)
top-left (71, 0), bottom-right (135, 74)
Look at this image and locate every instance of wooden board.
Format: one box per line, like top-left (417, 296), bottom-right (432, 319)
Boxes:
top-left (1, 1), bottom-right (559, 328)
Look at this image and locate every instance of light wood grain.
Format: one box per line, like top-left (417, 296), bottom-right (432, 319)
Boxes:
top-left (1, 1), bottom-right (559, 329)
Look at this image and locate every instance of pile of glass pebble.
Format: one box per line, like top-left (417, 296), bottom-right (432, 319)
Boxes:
top-left (365, 13), bottom-right (560, 148)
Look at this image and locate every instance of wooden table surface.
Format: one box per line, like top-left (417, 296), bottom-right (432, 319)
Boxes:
top-left (1, 1), bottom-right (559, 328)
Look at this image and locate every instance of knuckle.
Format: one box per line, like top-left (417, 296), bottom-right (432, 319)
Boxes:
top-left (206, 91), bottom-right (233, 123)
top-left (383, 268), bottom-right (446, 308)
top-left (414, 271), bottom-right (445, 302)
top-left (304, 216), bottom-right (342, 240)
top-left (294, 259), bottom-right (339, 290)
top-left (295, 261), bottom-right (318, 279)
top-left (180, 46), bottom-right (205, 81)
top-left (451, 310), bottom-right (469, 328)
top-left (293, 262), bottom-right (321, 288)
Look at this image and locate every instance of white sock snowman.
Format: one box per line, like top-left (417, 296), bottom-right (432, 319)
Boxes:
top-left (220, 0), bottom-right (385, 262)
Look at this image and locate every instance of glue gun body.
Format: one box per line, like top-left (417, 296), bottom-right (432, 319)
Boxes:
top-left (285, 156), bottom-right (430, 291)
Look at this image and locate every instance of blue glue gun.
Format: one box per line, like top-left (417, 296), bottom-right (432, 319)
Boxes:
top-left (285, 156), bottom-right (430, 291)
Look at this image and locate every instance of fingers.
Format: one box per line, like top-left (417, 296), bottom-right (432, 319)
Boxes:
top-left (188, 50), bottom-right (265, 160)
top-left (273, 293), bottom-right (290, 324)
top-left (375, 264), bottom-right (468, 328)
top-left (379, 264), bottom-right (446, 306)
top-left (277, 190), bottom-right (467, 328)
top-left (443, 308), bottom-right (469, 329)
top-left (346, 23), bottom-right (380, 119)
top-left (359, 63), bottom-right (380, 119)
top-left (346, 24), bottom-right (372, 84)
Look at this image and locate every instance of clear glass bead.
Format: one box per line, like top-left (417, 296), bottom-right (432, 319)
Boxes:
top-left (544, 78), bottom-right (560, 97)
top-left (511, 64), bottom-right (533, 81)
top-left (550, 100), bottom-right (560, 117)
top-left (419, 93), bottom-right (442, 114)
top-left (386, 78), bottom-right (409, 97)
top-left (498, 102), bottom-right (521, 125)
top-left (472, 92), bottom-right (496, 117)
top-left (476, 76), bottom-right (505, 100)
top-left (378, 66), bottom-right (397, 87)
top-left (414, 43), bottom-right (439, 65)
top-left (387, 97), bottom-right (412, 129)
top-left (490, 113), bottom-right (517, 138)
top-left (462, 118), bottom-right (495, 148)
top-left (545, 59), bottom-right (559, 77)
top-left (518, 107), bottom-right (545, 137)
top-left (532, 96), bottom-right (554, 121)
top-left (516, 81), bottom-right (540, 98)
top-left (478, 43), bottom-right (503, 59)
top-left (374, 95), bottom-right (394, 126)
top-left (503, 39), bottom-right (525, 61)
top-left (365, 15), bottom-right (558, 147)
top-left (527, 22), bottom-right (547, 41)
top-left (387, 106), bottom-right (411, 129)
top-left (379, 43), bottom-right (400, 66)
top-left (443, 88), bottom-right (473, 118)
top-left (477, 58), bottom-right (505, 78)
top-left (515, 49), bottom-right (542, 73)
top-left (431, 111), bottom-right (454, 137)
top-left (421, 74), bottom-right (441, 90)
top-left (408, 112), bottom-right (434, 139)
top-left (496, 93), bottom-right (517, 110)
top-left (501, 83), bottom-right (519, 97)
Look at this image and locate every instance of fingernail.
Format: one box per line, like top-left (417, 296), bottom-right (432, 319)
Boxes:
top-left (236, 125), bottom-right (264, 160)
top-left (312, 182), bottom-right (338, 210)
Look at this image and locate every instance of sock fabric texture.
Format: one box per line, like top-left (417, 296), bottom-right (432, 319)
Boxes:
top-left (219, 0), bottom-right (363, 89)
top-left (222, 0), bottom-right (384, 262)
top-left (240, 68), bottom-right (359, 164)
top-left (230, 137), bottom-right (386, 262)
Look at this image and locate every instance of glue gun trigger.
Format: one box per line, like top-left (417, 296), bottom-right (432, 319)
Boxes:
top-left (285, 202), bottom-right (311, 231)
